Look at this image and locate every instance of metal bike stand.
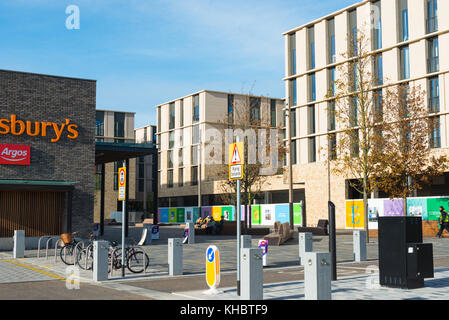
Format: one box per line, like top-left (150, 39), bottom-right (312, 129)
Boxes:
top-left (54, 239), bottom-right (64, 263)
top-left (37, 236), bottom-right (51, 258)
top-left (45, 236), bottom-right (60, 260)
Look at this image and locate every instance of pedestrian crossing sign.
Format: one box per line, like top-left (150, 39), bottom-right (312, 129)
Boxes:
top-left (229, 142), bottom-right (244, 180)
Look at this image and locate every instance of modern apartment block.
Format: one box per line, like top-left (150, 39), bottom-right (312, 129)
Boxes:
top-left (156, 90), bottom-right (304, 208)
top-left (283, 0), bottom-right (449, 228)
top-left (94, 110), bottom-right (137, 222)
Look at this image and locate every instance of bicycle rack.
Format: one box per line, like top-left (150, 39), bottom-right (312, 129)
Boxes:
top-left (54, 239), bottom-right (65, 263)
top-left (109, 246), bottom-right (120, 277)
top-left (44, 236), bottom-right (60, 260)
top-left (74, 240), bottom-right (89, 266)
top-left (37, 236), bottom-right (52, 258)
top-left (109, 244), bottom-right (149, 277)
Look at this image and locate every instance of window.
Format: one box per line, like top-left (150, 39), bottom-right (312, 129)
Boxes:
top-left (428, 77), bottom-right (440, 113)
top-left (426, 0), bottom-right (438, 34)
top-left (400, 46), bottom-right (410, 80)
top-left (398, 0), bottom-right (409, 42)
top-left (329, 68), bottom-right (336, 97)
top-left (308, 105), bottom-right (315, 135)
top-left (191, 166), bottom-right (198, 186)
top-left (290, 109), bottom-right (297, 138)
top-left (178, 168), bottom-right (184, 187)
top-left (350, 96), bottom-right (358, 127)
top-left (430, 117), bottom-right (441, 148)
top-left (270, 99), bottom-right (277, 127)
top-left (193, 95), bottom-right (200, 123)
top-left (167, 170), bottom-right (173, 188)
top-left (192, 125), bottom-right (200, 144)
top-left (374, 53), bottom-right (383, 85)
top-left (250, 97), bottom-right (261, 123)
top-left (373, 1), bottom-right (382, 50)
top-left (350, 62), bottom-right (358, 92)
top-left (349, 10), bottom-right (358, 57)
top-left (374, 89), bottom-right (383, 123)
top-left (308, 26), bottom-right (315, 70)
top-left (329, 134), bottom-right (337, 160)
top-left (291, 140), bottom-right (297, 165)
top-left (328, 18), bottom-right (336, 64)
top-left (308, 137), bottom-right (316, 163)
top-left (328, 101), bottom-right (336, 131)
top-left (309, 73), bottom-right (316, 102)
top-left (178, 148), bottom-right (184, 167)
top-left (427, 37), bottom-right (439, 73)
top-left (114, 112), bottom-right (125, 138)
top-left (95, 111), bottom-right (104, 137)
top-left (169, 103), bottom-right (175, 130)
top-left (290, 34), bottom-right (296, 75)
top-left (179, 100), bottom-right (184, 127)
top-left (191, 145), bottom-right (198, 165)
top-left (167, 150), bottom-right (173, 168)
top-left (228, 94), bottom-right (234, 124)
top-left (169, 131), bottom-right (175, 149)
top-left (350, 130), bottom-right (359, 158)
top-left (290, 79), bottom-right (297, 106)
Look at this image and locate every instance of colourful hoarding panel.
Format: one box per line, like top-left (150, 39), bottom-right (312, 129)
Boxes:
top-left (251, 205), bottom-right (261, 225)
top-left (241, 205), bottom-right (246, 221)
top-left (383, 199), bottom-right (404, 216)
top-left (157, 208), bottom-right (161, 224)
top-left (293, 203), bottom-right (302, 225)
top-left (221, 206), bottom-right (234, 221)
top-left (274, 204), bottom-right (290, 224)
top-left (427, 198), bottom-right (449, 221)
top-left (212, 206), bottom-right (222, 221)
top-left (168, 208), bottom-right (177, 223)
top-left (345, 200), bottom-right (364, 229)
top-left (261, 204), bottom-right (275, 226)
top-left (185, 207), bottom-right (194, 223)
top-left (160, 208), bottom-right (169, 223)
top-left (202, 206), bottom-right (212, 219)
top-left (407, 198), bottom-right (428, 220)
top-left (177, 208), bottom-right (185, 223)
top-left (193, 207), bottom-right (200, 222)
top-left (367, 198), bottom-right (383, 230)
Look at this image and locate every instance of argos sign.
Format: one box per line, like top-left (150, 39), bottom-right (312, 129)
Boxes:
top-left (0, 144), bottom-right (30, 165)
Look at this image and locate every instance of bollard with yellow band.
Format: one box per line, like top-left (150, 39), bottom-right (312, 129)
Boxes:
top-left (204, 245), bottom-right (221, 295)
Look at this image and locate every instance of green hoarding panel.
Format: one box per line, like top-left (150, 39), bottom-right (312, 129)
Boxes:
top-left (193, 207), bottom-right (200, 222)
top-left (251, 205), bottom-right (261, 224)
top-left (293, 203), bottom-right (302, 225)
top-left (177, 208), bottom-right (185, 223)
top-left (221, 206), bottom-right (234, 221)
top-left (168, 208), bottom-right (177, 223)
top-left (426, 198), bottom-right (449, 221)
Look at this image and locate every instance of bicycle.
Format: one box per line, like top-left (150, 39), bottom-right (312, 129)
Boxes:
top-left (59, 232), bottom-right (81, 265)
top-left (76, 234), bottom-right (118, 271)
top-left (110, 245), bottom-right (150, 274)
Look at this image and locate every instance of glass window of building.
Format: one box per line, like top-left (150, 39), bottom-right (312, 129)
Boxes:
top-left (192, 125), bottom-right (200, 144)
top-left (169, 131), bottom-right (175, 149)
top-left (428, 76), bottom-right (440, 113)
top-left (291, 109), bottom-right (297, 138)
top-left (178, 168), bottom-right (184, 187)
top-left (350, 130), bottom-right (359, 158)
top-left (291, 140), bottom-right (297, 165)
top-left (329, 134), bottom-right (337, 160)
top-left (191, 145), bottom-right (198, 165)
top-left (309, 73), bottom-right (316, 102)
top-left (308, 26), bottom-right (315, 70)
top-left (191, 166), bottom-right (198, 186)
top-left (329, 68), bottom-right (336, 97)
top-left (250, 97), bottom-right (261, 123)
top-left (167, 150), bottom-right (173, 168)
top-left (430, 117), bottom-right (441, 148)
top-left (179, 100), bottom-right (184, 127)
top-left (290, 79), bottom-right (297, 106)
top-left (426, 0), bottom-right (438, 34)
top-left (290, 33), bottom-right (296, 75)
top-left (308, 137), bottom-right (316, 163)
top-left (114, 112), bottom-right (125, 138)
top-left (374, 89), bottom-right (383, 122)
top-left (95, 111), bottom-right (104, 137)
top-left (427, 37), bottom-right (439, 73)
top-left (270, 99), bottom-right (277, 127)
top-left (398, 0), bottom-right (409, 42)
top-left (400, 46), bottom-right (410, 80)
top-left (349, 10), bottom-right (358, 57)
top-left (169, 103), bottom-right (175, 130)
top-left (350, 96), bottom-right (358, 127)
top-left (178, 148), bottom-right (184, 167)
top-left (193, 95), bottom-right (200, 123)
top-left (328, 101), bottom-right (336, 131)
top-left (374, 53), bottom-right (383, 85)
top-left (328, 18), bottom-right (336, 64)
top-left (228, 94), bottom-right (234, 124)
top-left (167, 170), bottom-right (173, 188)
top-left (372, 1), bottom-right (382, 50)
top-left (308, 105), bottom-right (315, 135)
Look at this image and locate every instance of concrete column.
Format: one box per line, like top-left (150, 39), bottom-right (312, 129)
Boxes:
top-left (186, 222), bottom-right (195, 244)
top-left (304, 252), bottom-right (332, 300)
top-left (168, 238), bottom-right (183, 276)
top-left (241, 235), bottom-right (252, 249)
top-left (353, 230), bottom-right (367, 262)
top-left (13, 230), bottom-right (25, 259)
top-left (143, 223), bottom-right (152, 245)
top-left (93, 240), bottom-right (109, 282)
top-left (298, 232), bottom-right (313, 265)
top-left (241, 248), bottom-right (263, 300)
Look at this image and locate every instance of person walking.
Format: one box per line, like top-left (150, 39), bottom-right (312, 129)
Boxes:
top-left (437, 206), bottom-right (449, 238)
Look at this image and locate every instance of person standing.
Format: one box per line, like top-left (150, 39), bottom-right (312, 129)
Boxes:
top-left (437, 206), bottom-right (449, 238)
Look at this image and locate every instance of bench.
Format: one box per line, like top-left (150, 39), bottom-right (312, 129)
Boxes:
top-left (297, 219), bottom-right (329, 236)
top-left (263, 222), bottom-right (294, 246)
top-left (193, 221), bottom-right (270, 236)
top-left (135, 218), bottom-right (154, 228)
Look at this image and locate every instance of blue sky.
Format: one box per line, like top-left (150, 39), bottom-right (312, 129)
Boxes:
top-left (0, 0), bottom-right (356, 128)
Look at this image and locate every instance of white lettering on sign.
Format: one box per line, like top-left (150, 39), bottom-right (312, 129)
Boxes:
top-left (1, 147), bottom-right (28, 160)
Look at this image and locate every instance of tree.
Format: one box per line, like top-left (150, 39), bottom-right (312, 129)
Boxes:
top-left (208, 92), bottom-right (286, 229)
top-left (327, 27), bottom-right (383, 242)
top-left (372, 83), bottom-right (448, 215)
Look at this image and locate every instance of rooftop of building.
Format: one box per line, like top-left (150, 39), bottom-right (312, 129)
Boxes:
top-left (0, 68), bottom-right (96, 82)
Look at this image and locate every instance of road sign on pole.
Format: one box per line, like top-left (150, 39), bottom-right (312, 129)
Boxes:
top-left (229, 142), bottom-right (244, 181)
top-left (118, 167), bottom-right (126, 201)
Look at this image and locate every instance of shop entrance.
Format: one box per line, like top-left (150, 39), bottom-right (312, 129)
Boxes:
top-left (0, 190), bottom-right (65, 237)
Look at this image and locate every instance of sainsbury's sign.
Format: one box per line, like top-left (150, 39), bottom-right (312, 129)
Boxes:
top-left (0, 144), bottom-right (30, 166)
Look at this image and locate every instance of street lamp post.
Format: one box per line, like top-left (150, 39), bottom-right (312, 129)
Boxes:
top-left (287, 101), bottom-right (294, 230)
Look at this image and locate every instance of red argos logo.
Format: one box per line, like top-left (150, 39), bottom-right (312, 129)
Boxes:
top-left (0, 144), bottom-right (30, 166)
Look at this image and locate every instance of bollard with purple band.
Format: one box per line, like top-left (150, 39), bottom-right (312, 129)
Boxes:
top-left (258, 240), bottom-right (268, 267)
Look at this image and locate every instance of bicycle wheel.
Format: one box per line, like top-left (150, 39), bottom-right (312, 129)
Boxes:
top-left (112, 248), bottom-right (123, 270)
top-left (77, 246), bottom-right (93, 270)
top-left (127, 250), bottom-right (150, 273)
top-left (60, 244), bottom-right (76, 265)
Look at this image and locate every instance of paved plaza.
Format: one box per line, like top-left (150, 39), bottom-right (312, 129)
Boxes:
top-left (0, 225), bottom-right (449, 300)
